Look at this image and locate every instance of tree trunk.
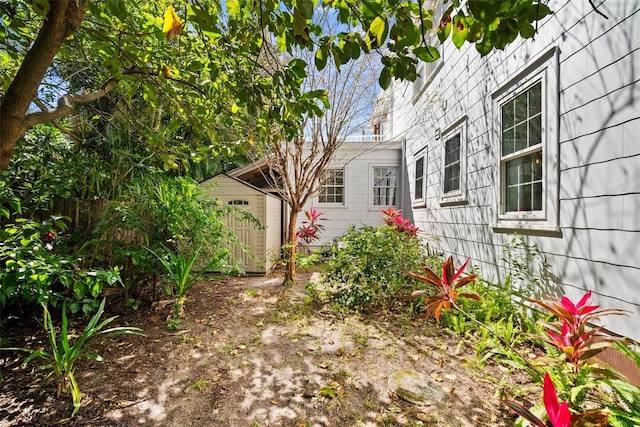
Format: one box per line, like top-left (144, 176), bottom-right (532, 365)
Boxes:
top-left (0, 0), bottom-right (86, 169)
top-left (283, 208), bottom-right (300, 285)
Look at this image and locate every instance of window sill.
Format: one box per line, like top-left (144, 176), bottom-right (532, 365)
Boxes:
top-left (492, 222), bottom-right (562, 237)
top-left (439, 194), bottom-right (467, 207)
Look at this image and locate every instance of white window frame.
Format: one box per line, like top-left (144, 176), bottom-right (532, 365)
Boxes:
top-left (413, 149), bottom-right (427, 207)
top-left (492, 46), bottom-right (560, 234)
top-left (413, 0), bottom-right (445, 101)
top-left (440, 115), bottom-right (467, 205)
top-left (370, 165), bottom-right (399, 210)
top-left (317, 167), bottom-right (347, 207)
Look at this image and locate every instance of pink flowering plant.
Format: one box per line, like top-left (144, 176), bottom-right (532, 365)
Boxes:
top-left (381, 207), bottom-right (419, 238)
top-left (504, 372), bottom-right (610, 427)
top-left (407, 257), bottom-right (636, 426)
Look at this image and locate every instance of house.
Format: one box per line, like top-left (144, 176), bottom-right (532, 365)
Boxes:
top-left (379, 0), bottom-right (640, 343)
top-left (200, 174), bottom-right (282, 273)
top-left (225, 134), bottom-right (405, 251)
top-left (219, 1), bottom-right (639, 347)
top-left (296, 134), bottom-right (404, 245)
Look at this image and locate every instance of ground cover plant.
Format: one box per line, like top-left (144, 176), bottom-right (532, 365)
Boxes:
top-left (2, 298), bottom-right (142, 417)
top-left (406, 257), bottom-right (639, 427)
top-left (0, 273), bottom-right (542, 425)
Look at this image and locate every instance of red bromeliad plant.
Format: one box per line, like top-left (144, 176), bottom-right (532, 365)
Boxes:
top-left (409, 256), bottom-right (480, 320)
top-left (381, 207), bottom-right (420, 238)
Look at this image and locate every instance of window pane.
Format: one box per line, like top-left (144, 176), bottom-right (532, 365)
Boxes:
top-left (504, 150), bottom-right (543, 212)
top-left (444, 163), bottom-right (460, 193)
top-left (445, 134), bottom-right (460, 164)
top-left (529, 114), bottom-right (542, 147)
top-left (415, 157), bottom-right (425, 200)
top-left (506, 186), bottom-right (519, 212)
top-left (529, 82), bottom-right (542, 116)
top-left (373, 167), bottom-right (398, 206)
top-left (514, 92), bottom-right (528, 123)
top-left (514, 123), bottom-right (528, 152)
top-left (502, 128), bottom-right (514, 156)
top-left (533, 182), bottom-right (543, 210)
top-left (319, 169), bottom-right (344, 204)
top-left (502, 101), bottom-right (515, 128)
top-left (521, 183), bottom-right (532, 211)
top-left (501, 81), bottom-right (544, 214)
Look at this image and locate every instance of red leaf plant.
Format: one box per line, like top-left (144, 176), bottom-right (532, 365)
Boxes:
top-left (296, 209), bottom-right (325, 245)
top-left (504, 372), bottom-right (610, 427)
top-left (504, 372), bottom-right (571, 427)
top-left (381, 207), bottom-right (420, 238)
top-left (533, 291), bottom-right (627, 367)
top-left (409, 256), bottom-right (480, 320)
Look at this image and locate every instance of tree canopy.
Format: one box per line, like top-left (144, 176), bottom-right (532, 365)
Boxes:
top-left (0, 0), bottom-right (553, 169)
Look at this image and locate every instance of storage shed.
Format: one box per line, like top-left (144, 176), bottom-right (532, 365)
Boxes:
top-left (200, 174), bottom-right (282, 274)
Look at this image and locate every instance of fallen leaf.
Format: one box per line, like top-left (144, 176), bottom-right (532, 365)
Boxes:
top-left (444, 373), bottom-right (457, 381)
top-left (270, 400), bottom-right (278, 405)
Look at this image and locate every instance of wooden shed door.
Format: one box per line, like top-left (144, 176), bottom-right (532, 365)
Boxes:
top-left (227, 197), bottom-right (260, 272)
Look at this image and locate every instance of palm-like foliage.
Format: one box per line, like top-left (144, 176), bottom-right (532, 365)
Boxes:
top-left (409, 256), bottom-right (480, 320)
top-left (146, 244), bottom-right (226, 318)
top-left (3, 299), bottom-right (142, 416)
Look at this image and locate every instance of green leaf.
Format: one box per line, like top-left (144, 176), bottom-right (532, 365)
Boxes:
top-left (451, 14), bottom-right (468, 48)
top-left (468, 0), bottom-right (496, 22)
top-left (107, 0), bottom-right (128, 21)
top-left (293, 7), bottom-right (310, 43)
top-left (30, 0), bottom-right (50, 16)
top-left (414, 46), bottom-right (440, 63)
top-left (379, 67), bottom-right (391, 90)
top-left (519, 22), bottom-right (535, 39)
top-left (367, 15), bottom-right (387, 49)
top-left (298, 0), bottom-right (314, 19)
top-left (315, 46), bottom-right (328, 70)
top-left (227, 0), bottom-right (240, 17)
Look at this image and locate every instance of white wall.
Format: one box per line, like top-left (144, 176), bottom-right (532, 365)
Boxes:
top-left (389, 0), bottom-right (640, 340)
top-left (298, 141), bottom-right (403, 246)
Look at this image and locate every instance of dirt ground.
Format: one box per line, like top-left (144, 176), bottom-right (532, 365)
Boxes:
top-left (0, 272), bottom-right (535, 426)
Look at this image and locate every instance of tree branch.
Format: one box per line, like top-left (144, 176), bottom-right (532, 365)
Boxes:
top-left (32, 98), bottom-right (81, 142)
top-left (24, 78), bottom-right (120, 130)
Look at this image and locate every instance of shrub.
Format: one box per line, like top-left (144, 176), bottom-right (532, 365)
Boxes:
top-left (322, 224), bottom-right (427, 310)
top-left (83, 174), bottom-right (234, 296)
top-left (0, 209), bottom-right (123, 314)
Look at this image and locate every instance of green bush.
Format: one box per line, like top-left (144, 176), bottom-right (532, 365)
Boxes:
top-left (0, 210), bottom-right (123, 314)
top-left (84, 174), bottom-right (234, 294)
top-left (321, 225), bottom-right (428, 310)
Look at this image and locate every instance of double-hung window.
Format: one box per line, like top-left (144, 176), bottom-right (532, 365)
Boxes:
top-left (493, 47), bottom-right (560, 233)
top-left (372, 166), bottom-right (398, 207)
top-left (413, 0), bottom-right (444, 100)
top-left (413, 151), bottom-right (427, 206)
top-left (440, 116), bottom-right (467, 205)
top-left (501, 82), bottom-right (543, 212)
top-left (318, 168), bottom-right (345, 204)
